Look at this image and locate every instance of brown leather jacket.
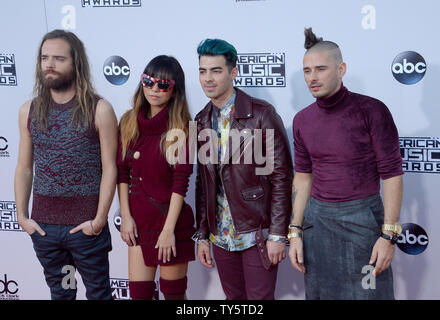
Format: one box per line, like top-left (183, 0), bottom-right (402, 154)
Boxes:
top-left (194, 88), bottom-right (293, 240)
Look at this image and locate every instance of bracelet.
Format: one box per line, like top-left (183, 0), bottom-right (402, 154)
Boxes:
top-left (191, 232), bottom-right (208, 244)
top-left (287, 232), bottom-right (302, 240)
top-left (288, 224), bottom-right (303, 231)
top-left (90, 220), bottom-right (101, 236)
top-left (267, 234), bottom-right (287, 243)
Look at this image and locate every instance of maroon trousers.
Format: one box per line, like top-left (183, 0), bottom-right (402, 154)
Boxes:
top-left (212, 244), bottom-right (278, 300)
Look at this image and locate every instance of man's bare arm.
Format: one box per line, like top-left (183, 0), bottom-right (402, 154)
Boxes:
top-left (288, 172), bottom-right (313, 273)
top-left (14, 101), bottom-right (45, 235)
top-left (93, 99), bottom-right (118, 232)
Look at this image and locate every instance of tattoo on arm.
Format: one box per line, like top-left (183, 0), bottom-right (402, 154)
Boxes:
top-left (292, 188), bottom-right (298, 208)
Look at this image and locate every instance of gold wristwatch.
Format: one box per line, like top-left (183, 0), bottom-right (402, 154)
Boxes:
top-left (382, 222), bottom-right (402, 234)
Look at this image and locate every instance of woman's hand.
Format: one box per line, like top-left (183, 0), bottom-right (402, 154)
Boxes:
top-left (155, 229), bottom-right (176, 263)
top-left (121, 215), bottom-right (138, 246)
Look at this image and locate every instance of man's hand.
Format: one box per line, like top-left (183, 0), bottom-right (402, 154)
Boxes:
top-left (266, 240), bottom-right (286, 265)
top-left (197, 241), bottom-right (214, 268)
top-left (288, 238), bottom-right (306, 273)
top-left (70, 218), bottom-right (106, 236)
top-left (18, 217), bottom-right (45, 236)
top-left (369, 236), bottom-right (395, 276)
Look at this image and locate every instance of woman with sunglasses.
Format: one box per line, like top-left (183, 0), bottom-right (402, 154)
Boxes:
top-left (117, 55), bottom-right (195, 300)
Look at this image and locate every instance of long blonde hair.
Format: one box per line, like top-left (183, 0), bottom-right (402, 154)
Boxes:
top-left (33, 29), bottom-right (96, 130)
top-left (119, 55), bottom-right (192, 161)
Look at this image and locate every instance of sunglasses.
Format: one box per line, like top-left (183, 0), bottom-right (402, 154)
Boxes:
top-left (140, 74), bottom-right (175, 92)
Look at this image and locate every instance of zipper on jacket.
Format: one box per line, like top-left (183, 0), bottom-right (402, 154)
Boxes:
top-left (202, 166), bottom-right (211, 231)
top-left (219, 168), bottom-right (257, 234)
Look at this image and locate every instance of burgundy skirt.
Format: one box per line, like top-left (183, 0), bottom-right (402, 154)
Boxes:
top-left (129, 193), bottom-right (195, 266)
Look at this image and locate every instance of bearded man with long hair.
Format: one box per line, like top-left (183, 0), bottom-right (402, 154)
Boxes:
top-left (14, 29), bottom-right (118, 300)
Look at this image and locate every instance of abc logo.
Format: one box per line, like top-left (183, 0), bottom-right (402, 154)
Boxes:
top-left (113, 208), bottom-right (121, 232)
top-left (0, 274), bottom-right (18, 295)
top-left (396, 223), bottom-right (428, 255)
top-left (0, 136), bottom-right (7, 151)
top-left (391, 51), bottom-right (426, 85)
top-left (103, 56), bottom-right (130, 85)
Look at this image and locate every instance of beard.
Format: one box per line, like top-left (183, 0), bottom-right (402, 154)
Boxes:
top-left (42, 69), bottom-right (76, 91)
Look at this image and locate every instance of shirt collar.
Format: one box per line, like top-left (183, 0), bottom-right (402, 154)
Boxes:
top-left (215, 90), bottom-right (236, 117)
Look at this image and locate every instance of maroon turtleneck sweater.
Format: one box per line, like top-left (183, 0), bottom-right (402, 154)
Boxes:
top-left (117, 106), bottom-right (192, 201)
top-left (293, 85), bottom-right (403, 202)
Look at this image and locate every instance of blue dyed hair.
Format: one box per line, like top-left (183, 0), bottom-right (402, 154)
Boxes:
top-left (197, 38), bottom-right (238, 70)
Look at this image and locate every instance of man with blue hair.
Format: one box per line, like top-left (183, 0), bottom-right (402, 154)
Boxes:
top-left (192, 38), bottom-right (293, 299)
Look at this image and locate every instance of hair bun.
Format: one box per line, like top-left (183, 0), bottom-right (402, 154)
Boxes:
top-left (304, 27), bottom-right (323, 50)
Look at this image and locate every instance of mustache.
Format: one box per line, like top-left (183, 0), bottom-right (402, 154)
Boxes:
top-left (43, 70), bottom-right (61, 76)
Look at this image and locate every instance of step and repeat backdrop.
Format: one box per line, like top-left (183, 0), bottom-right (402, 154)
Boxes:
top-left (0, 0), bottom-right (438, 300)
